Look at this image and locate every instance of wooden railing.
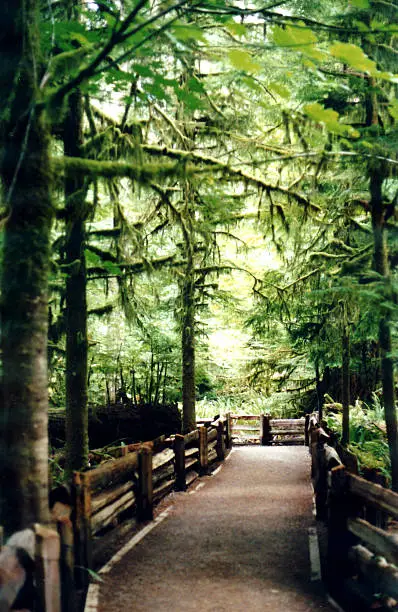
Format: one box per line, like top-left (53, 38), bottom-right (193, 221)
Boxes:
top-left (72, 416), bottom-right (230, 593)
top-left (231, 414), bottom-right (305, 445)
top-left (1, 417), bottom-right (231, 612)
top-left (307, 413), bottom-right (398, 611)
top-left (1, 414), bottom-right (311, 611)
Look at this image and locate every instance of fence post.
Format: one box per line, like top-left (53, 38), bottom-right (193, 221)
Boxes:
top-left (225, 413), bottom-right (232, 449)
top-left (174, 434), bottom-right (186, 491)
top-left (34, 524), bottom-right (61, 612)
top-left (137, 445), bottom-right (153, 522)
top-left (57, 520), bottom-right (76, 612)
top-left (216, 421), bottom-right (225, 461)
top-left (199, 426), bottom-right (209, 475)
top-left (72, 472), bottom-right (92, 591)
top-left (304, 414), bottom-right (310, 446)
top-left (327, 465), bottom-right (351, 592)
top-left (260, 415), bottom-right (271, 445)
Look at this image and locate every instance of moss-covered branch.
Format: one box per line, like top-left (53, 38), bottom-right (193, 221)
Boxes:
top-left (53, 156), bottom-right (201, 184)
top-left (142, 144), bottom-right (317, 210)
top-left (87, 253), bottom-right (185, 278)
top-left (86, 243), bottom-right (118, 262)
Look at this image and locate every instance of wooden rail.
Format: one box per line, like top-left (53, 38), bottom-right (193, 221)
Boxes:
top-left (230, 415), bottom-right (305, 445)
top-left (307, 413), bottom-right (398, 611)
top-left (71, 416), bottom-right (231, 594)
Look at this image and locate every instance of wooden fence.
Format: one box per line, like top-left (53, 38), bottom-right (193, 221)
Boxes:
top-left (230, 414), bottom-right (305, 445)
top-left (307, 413), bottom-right (398, 611)
top-left (0, 414), bottom-right (311, 611)
top-left (1, 417), bottom-right (230, 612)
top-left (72, 416), bottom-right (230, 593)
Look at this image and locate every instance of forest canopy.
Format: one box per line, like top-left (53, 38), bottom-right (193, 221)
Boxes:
top-left (0, 0), bottom-right (397, 533)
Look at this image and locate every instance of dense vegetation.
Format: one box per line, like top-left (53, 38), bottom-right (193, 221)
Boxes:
top-left (0, 0), bottom-right (396, 533)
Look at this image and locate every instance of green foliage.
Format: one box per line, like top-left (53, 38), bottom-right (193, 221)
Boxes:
top-left (197, 390), bottom-right (300, 419)
top-left (10, 0), bottom-right (398, 480)
top-left (324, 395), bottom-right (392, 482)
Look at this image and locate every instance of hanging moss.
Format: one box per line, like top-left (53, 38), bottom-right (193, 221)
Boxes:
top-left (53, 156), bottom-right (201, 185)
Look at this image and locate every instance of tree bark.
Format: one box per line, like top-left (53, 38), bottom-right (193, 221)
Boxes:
top-left (341, 302), bottom-right (350, 446)
top-left (365, 78), bottom-right (398, 491)
top-left (315, 359), bottom-right (323, 422)
top-left (370, 170), bottom-right (398, 491)
top-left (182, 267), bottom-right (196, 433)
top-left (64, 89), bottom-right (89, 475)
top-left (0, 0), bottom-right (51, 534)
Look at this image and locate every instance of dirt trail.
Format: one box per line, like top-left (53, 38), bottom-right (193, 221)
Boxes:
top-left (96, 446), bottom-right (334, 611)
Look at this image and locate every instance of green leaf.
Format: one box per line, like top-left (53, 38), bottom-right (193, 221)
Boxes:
top-left (225, 21), bottom-right (248, 37)
top-left (272, 24), bottom-right (326, 61)
top-left (272, 25), bottom-right (298, 47)
top-left (144, 80), bottom-right (171, 102)
top-left (132, 64), bottom-right (156, 78)
top-left (175, 88), bottom-right (204, 110)
top-left (329, 42), bottom-right (377, 74)
top-left (268, 81), bottom-right (290, 99)
top-left (388, 99), bottom-right (398, 120)
top-left (351, 0), bottom-right (370, 8)
top-left (304, 102), bottom-right (359, 138)
top-left (228, 49), bottom-right (262, 73)
top-left (170, 23), bottom-right (206, 42)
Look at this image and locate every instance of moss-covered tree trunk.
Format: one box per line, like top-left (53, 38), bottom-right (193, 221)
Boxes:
top-left (182, 266), bottom-right (196, 433)
top-left (341, 302), bottom-right (350, 446)
top-left (366, 81), bottom-right (398, 491)
top-left (63, 88), bottom-right (89, 475)
top-left (341, 314), bottom-right (350, 444)
top-left (0, 0), bottom-right (51, 534)
top-left (370, 169), bottom-right (398, 491)
top-left (180, 179), bottom-right (196, 433)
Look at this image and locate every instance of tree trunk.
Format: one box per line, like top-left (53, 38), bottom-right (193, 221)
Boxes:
top-left (370, 170), bottom-right (398, 491)
top-left (366, 79), bottom-right (398, 491)
top-left (182, 269), bottom-right (196, 432)
top-left (64, 89), bottom-right (89, 475)
top-left (341, 302), bottom-right (350, 446)
top-left (181, 195), bottom-right (196, 433)
top-left (0, 0), bottom-right (51, 534)
top-left (315, 359), bottom-right (323, 421)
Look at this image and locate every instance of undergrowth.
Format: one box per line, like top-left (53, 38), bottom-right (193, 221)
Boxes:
top-left (324, 393), bottom-right (391, 484)
top-left (196, 390), bottom-right (301, 419)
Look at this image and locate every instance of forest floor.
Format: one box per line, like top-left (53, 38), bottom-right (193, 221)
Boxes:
top-left (90, 446), bottom-right (335, 611)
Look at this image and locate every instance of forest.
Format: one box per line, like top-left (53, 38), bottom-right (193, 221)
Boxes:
top-left (0, 0), bottom-right (397, 536)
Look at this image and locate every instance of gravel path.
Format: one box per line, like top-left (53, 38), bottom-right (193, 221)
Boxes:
top-left (96, 446), bottom-right (334, 611)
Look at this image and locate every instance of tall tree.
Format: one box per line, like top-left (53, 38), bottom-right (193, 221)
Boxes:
top-left (62, 0), bottom-right (89, 475)
top-left (0, 0), bottom-right (52, 533)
